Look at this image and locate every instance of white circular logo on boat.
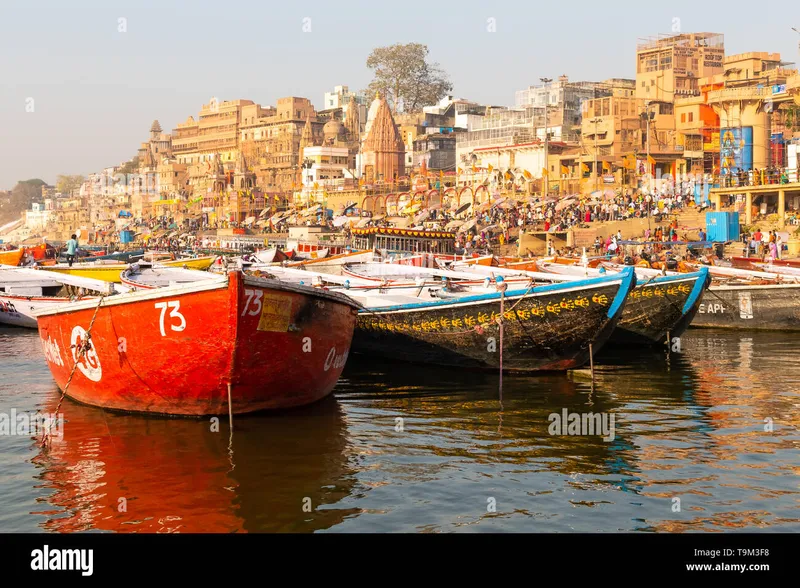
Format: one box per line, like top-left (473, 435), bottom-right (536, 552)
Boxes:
top-left (71, 325), bottom-right (102, 382)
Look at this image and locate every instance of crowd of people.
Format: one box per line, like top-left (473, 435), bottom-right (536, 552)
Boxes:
top-left (719, 167), bottom-right (792, 188)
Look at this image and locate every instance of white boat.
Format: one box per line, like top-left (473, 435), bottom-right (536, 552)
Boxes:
top-left (121, 264), bottom-right (225, 290)
top-left (0, 265), bottom-right (124, 328)
top-left (286, 250), bottom-right (375, 275)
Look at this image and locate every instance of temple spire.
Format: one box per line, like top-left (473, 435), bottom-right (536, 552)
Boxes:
top-left (345, 95), bottom-right (360, 141)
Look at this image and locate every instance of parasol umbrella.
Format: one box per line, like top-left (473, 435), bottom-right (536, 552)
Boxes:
top-left (426, 203), bottom-right (442, 211)
top-left (455, 202), bottom-right (471, 215)
top-left (356, 217), bottom-right (371, 228)
top-left (414, 210), bottom-right (430, 224)
top-left (458, 218), bottom-right (478, 233)
top-left (476, 201), bottom-right (492, 213)
top-left (445, 220), bottom-right (463, 230)
top-left (555, 197), bottom-right (577, 212)
top-left (492, 196), bottom-right (507, 208)
top-left (332, 216), bottom-right (351, 227)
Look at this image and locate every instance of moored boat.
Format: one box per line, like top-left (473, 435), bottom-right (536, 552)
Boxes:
top-left (346, 268), bottom-right (636, 372)
top-left (535, 261), bottom-right (711, 345)
top-left (0, 248), bottom-right (24, 266)
top-left (40, 262), bottom-right (129, 283)
top-left (33, 270), bottom-right (360, 415)
top-left (158, 255), bottom-right (217, 271)
top-left (121, 264), bottom-right (223, 290)
top-left (286, 249), bottom-right (375, 275)
top-left (689, 282), bottom-right (800, 330)
top-left (0, 266), bottom-right (120, 328)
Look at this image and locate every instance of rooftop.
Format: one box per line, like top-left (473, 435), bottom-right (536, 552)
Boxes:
top-left (637, 32), bottom-right (724, 52)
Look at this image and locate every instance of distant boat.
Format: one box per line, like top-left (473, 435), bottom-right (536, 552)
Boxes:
top-left (33, 271), bottom-right (360, 415)
top-left (40, 263), bottom-right (129, 283)
top-left (286, 249), bottom-right (375, 275)
top-left (0, 266), bottom-right (119, 328)
top-left (158, 255), bottom-right (217, 271)
top-left (0, 249), bottom-right (24, 266)
top-left (58, 249), bottom-right (144, 264)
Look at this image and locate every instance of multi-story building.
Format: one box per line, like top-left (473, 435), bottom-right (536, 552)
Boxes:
top-left (300, 120), bottom-right (353, 188)
top-left (456, 106), bottom-right (539, 173)
top-left (515, 75), bottom-right (614, 142)
top-left (635, 32), bottom-right (725, 101)
top-left (24, 202), bottom-right (53, 233)
top-left (413, 134), bottom-right (456, 171)
top-left (578, 95), bottom-right (643, 187)
top-left (171, 98), bottom-right (255, 193)
top-left (704, 52), bottom-right (798, 172)
top-left (237, 97), bottom-right (324, 193)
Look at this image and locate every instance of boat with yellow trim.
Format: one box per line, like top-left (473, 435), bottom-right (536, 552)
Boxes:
top-left (40, 262), bottom-right (128, 283)
top-left (158, 255), bottom-right (217, 271)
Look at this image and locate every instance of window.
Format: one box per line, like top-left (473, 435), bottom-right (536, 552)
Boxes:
top-left (688, 112), bottom-right (694, 122)
top-left (681, 113), bottom-right (686, 123)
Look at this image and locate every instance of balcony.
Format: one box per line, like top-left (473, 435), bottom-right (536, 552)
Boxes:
top-left (706, 86), bottom-right (772, 103)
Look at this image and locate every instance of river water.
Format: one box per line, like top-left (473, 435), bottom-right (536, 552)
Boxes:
top-left (0, 326), bottom-right (798, 533)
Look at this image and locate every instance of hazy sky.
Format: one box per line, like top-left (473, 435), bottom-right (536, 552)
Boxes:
top-left (1, 0), bottom-right (798, 189)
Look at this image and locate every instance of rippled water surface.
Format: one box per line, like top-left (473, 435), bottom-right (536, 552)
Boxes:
top-left (0, 326), bottom-right (798, 532)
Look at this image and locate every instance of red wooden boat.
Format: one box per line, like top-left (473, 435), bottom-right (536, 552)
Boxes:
top-left (34, 271), bottom-right (359, 415)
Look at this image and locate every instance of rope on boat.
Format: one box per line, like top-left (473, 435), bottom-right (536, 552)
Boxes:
top-left (40, 294), bottom-right (106, 448)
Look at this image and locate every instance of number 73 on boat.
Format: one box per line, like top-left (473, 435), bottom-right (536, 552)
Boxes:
top-left (33, 270), bottom-right (360, 416)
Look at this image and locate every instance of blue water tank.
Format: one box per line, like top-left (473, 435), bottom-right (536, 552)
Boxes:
top-left (705, 212), bottom-right (740, 242)
top-left (119, 230), bottom-right (134, 244)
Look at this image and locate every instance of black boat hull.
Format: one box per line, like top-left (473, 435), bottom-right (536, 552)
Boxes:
top-left (610, 270), bottom-right (710, 345)
top-left (353, 271), bottom-right (635, 372)
top-left (690, 283), bottom-right (800, 331)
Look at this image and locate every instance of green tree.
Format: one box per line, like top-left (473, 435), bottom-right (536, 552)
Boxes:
top-left (55, 174), bottom-right (86, 195)
top-left (116, 156), bottom-right (140, 177)
top-left (0, 179), bottom-right (46, 224)
top-left (365, 43), bottom-right (452, 114)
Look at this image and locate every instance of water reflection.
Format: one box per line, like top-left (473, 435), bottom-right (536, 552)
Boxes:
top-left (8, 328), bottom-right (800, 533)
top-left (32, 395), bottom-right (357, 532)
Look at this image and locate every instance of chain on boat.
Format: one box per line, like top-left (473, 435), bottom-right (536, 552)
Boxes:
top-left (40, 294), bottom-right (107, 448)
